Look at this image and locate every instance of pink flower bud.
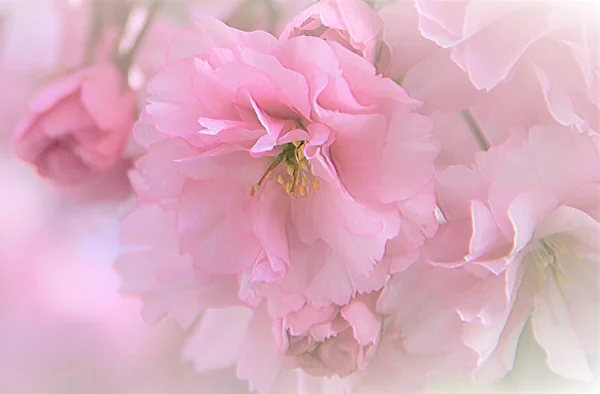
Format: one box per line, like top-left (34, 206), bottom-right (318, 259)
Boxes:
top-left (12, 62), bottom-right (136, 185)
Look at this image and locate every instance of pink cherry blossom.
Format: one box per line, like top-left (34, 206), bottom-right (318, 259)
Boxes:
top-left (424, 125), bottom-right (600, 381)
top-left (12, 62), bottom-right (136, 189)
top-left (120, 15), bottom-right (438, 391)
top-left (0, 0), bottom-right (90, 144)
top-left (1, 1), bottom-right (599, 393)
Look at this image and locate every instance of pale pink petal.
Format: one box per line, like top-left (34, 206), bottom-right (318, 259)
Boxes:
top-left (178, 179), bottom-right (260, 275)
top-left (81, 62), bottom-right (136, 132)
top-left (467, 199), bottom-right (505, 262)
top-left (340, 293), bottom-right (381, 346)
top-left (532, 279), bottom-right (594, 381)
top-left (378, 0), bottom-right (439, 79)
top-left (507, 190), bottom-right (559, 256)
top-left (471, 273), bottom-right (532, 382)
top-left (236, 307), bottom-right (282, 394)
top-left (184, 307), bottom-right (252, 373)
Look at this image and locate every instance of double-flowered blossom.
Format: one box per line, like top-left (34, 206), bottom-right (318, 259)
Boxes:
top-left (416, 125), bottom-right (600, 382)
top-left (118, 14), bottom-right (439, 392)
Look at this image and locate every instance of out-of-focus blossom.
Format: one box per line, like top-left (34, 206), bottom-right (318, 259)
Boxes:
top-left (0, 0), bottom-right (87, 72)
top-left (423, 126), bottom-right (600, 382)
top-left (415, 0), bottom-right (600, 131)
top-left (0, 149), bottom-right (253, 394)
top-left (374, 0), bottom-right (600, 173)
top-left (1, 1), bottom-right (136, 193)
top-left (0, 65), bottom-right (40, 145)
top-left (0, 0), bottom-right (86, 143)
top-left (12, 62), bottom-right (135, 190)
top-left (118, 14), bottom-right (438, 392)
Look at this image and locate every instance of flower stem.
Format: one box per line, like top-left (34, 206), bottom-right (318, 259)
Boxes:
top-left (115, 0), bottom-right (161, 77)
top-left (461, 110), bottom-right (490, 151)
top-left (84, 1), bottom-right (106, 64)
top-left (85, 0), bottom-right (134, 65)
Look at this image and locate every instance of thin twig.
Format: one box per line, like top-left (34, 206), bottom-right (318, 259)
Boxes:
top-left (461, 110), bottom-right (491, 151)
top-left (84, 0), bottom-right (106, 65)
top-left (115, 0), bottom-right (161, 76)
top-left (111, 1), bottom-right (136, 58)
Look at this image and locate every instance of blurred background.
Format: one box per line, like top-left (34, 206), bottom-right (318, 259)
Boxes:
top-left (0, 1), bottom-right (599, 393)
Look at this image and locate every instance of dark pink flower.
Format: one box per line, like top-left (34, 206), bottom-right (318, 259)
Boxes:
top-left (12, 62), bottom-right (136, 185)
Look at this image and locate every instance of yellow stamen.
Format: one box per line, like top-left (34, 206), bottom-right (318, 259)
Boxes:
top-left (285, 182), bottom-right (293, 194)
top-left (250, 141), bottom-right (320, 199)
top-left (292, 165), bottom-right (300, 189)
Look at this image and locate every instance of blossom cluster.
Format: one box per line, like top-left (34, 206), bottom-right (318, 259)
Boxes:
top-left (5, 0), bottom-right (600, 393)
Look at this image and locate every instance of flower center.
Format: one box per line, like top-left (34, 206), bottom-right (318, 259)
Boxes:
top-left (251, 141), bottom-right (320, 199)
top-left (525, 237), bottom-right (571, 299)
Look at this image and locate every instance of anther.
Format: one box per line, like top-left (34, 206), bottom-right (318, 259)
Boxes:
top-left (250, 141), bottom-right (320, 199)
